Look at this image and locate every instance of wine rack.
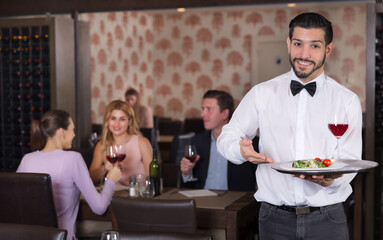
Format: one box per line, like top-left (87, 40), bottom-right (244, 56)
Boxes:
top-left (0, 24), bottom-right (51, 170)
top-left (0, 17), bottom-right (85, 171)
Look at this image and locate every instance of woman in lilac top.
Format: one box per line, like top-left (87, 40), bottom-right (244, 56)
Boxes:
top-left (17, 110), bottom-right (121, 240)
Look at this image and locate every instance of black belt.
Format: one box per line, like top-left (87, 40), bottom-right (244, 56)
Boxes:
top-left (277, 205), bottom-right (321, 215)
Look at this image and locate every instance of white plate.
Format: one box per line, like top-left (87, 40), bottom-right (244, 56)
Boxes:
top-left (271, 159), bottom-right (378, 175)
top-left (280, 160), bottom-right (348, 171)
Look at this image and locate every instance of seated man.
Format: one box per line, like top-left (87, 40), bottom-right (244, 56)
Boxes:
top-left (180, 90), bottom-right (257, 191)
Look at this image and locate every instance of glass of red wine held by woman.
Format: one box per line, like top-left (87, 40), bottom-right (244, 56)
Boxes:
top-left (101, 144), bottom-right (125, 188)
top-left (185, 144), bottom-right (198, 181)
top-left (106, 144), bottom-right (126, 165)
top-left (328, 108), bottom-right (348, 161)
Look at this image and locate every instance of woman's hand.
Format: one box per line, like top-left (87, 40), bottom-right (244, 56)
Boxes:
top-left (106, 165), bottom-right (122, 183)
top-left (104, 160), bottom-right (113, 171)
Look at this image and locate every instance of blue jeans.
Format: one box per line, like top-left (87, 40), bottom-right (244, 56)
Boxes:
top-left (259, 202), bottom-right (349, 240)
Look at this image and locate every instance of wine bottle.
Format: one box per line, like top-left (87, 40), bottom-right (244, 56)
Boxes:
top-left (149, 149), bottom-right (161, 196)
top-left (23, 58), bottom-right (31, 66)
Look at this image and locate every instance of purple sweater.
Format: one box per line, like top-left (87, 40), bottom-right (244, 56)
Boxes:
top-left (17, 150), bottom-right (115, 240)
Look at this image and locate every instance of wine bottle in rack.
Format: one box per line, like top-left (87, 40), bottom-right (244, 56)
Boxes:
top-left (16, 93), bottom-right (31, 101)
top-left (23, 57), bottom-right (31, 66)
top-left (31, 93), bottom-right (46, 102)
top-left (32, 32), bottom-right (40, 42)
top-left (12, 34), bottom-right (21, 43)
top-left (12, 47), bottom-right (21, 56)
top-left (15, 104), bottom-right (32, 113)
top-left (23, 46), bottom-right (31, 55)
top-left (12, 59), bottom-right (21, 66)
top-left (13, 69), bottom-right (22, 78)
top-left (24, 70), bottom-right (31, 77)
top-left (12, 81), bottom-right (22, 90)
top-left (32, 57), bottom-right (41, 66)
top-left (31, 80), bottom-right (43, 90)
top-left (0, 47), bottom-right (10, 55)
top-left (32, 67), bottom-right (42, 77)
top-left (17, 115), bottom-right (32, 125)
top-left (32, 46), bottom-right (42, 55)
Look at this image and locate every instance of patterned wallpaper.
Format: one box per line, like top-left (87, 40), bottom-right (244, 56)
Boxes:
top-left (79, 2), bottom-right (367, 124)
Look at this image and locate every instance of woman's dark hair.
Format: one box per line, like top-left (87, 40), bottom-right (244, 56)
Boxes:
top-left (289, 12), bottom-right (333, 45)
top-left (203, 90), bottom-right (234, 120)
top-left (30, 110), bottom-right (71, 151)
top-left (125, 88), bottom-right (139, 98)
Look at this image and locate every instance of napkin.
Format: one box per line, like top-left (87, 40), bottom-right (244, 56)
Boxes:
top-left (177, 189), bottom-right (218, 197)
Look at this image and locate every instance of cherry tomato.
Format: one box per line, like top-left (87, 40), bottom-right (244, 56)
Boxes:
top-left (323, 159), bottom-right (331, 167)
top-left (315, 157), bottom-right (321, 162)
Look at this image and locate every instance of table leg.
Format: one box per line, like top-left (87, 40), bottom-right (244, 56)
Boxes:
top-left (226, 211), bottom-right (238, 240)
top-left (353, 174), bottom-right (362, 240)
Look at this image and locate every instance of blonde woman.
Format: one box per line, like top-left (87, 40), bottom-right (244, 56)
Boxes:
top-left (89, 100), bottom-right (153, 185)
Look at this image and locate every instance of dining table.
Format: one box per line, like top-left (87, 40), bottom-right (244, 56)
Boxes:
top-left (77, 187), bottom-right (259, 240)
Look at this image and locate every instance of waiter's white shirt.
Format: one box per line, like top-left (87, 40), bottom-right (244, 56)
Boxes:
top-left (217, 69), bottom-right (362, 207)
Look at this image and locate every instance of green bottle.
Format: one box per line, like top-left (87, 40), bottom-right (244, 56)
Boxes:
top-left (149, 149), bottom-right (161, 196)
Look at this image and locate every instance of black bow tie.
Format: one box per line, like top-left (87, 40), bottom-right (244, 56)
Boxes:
top-left (290, 80), bottom-right (317, 97)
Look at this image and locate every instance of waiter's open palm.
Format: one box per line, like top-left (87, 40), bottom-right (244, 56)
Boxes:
top-left (240, 139), bottom-right (274, 164)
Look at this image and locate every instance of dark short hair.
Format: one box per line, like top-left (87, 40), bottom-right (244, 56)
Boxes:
top-left (203, 90), bottom-right (234, 120)
top-left (289, 12), bottom-right (333, 45)
top-left (125, 88), bottom-right (138, 98)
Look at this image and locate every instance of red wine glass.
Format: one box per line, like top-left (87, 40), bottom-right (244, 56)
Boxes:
top-left (106, 145), bottom-right (119, 165)
top-left (185, 144), bottom-right (198, 181)
top-left (115, 144), bottom-right (126, 163)
top-left (328, 109), bottom-right (348, 161)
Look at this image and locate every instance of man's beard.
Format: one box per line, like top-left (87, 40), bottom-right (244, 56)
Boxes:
top-left (289, 54), bottom-right (326, 79)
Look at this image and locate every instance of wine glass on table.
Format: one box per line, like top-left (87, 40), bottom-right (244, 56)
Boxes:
top-left (101, 230), bottom-right (119, 240)
top-left (328, 108), bottom-right (348, 161)
top-left (140, 176), bottom-right (155, 199)
top-left (184, 144), bottom-right (198, 181)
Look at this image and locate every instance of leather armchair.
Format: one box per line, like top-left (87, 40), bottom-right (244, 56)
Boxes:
top-left (119, 231), bottom-right (212, 240)
top-left (112, 197), bottom-right (197, 234)
top-left (0, 223), bottom-right (67, 240)
top-left (0, 172), bottom-right (58, 227)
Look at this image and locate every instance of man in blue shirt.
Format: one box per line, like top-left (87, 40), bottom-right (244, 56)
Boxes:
top-left (180, 90), bottom-right (257, 191)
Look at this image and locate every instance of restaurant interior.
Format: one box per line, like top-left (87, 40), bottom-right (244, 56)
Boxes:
top-left (0, 0), bottom-right (382, 239)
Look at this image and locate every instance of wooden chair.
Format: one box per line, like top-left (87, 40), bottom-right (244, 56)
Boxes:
top-left (0, 223), bottom-right (67, 240)
top-left (183, 118), bottom-right (205, 135)
top-left (162, 162), bottom-right (180, 188)
top-left (140, 127), bottom-right (159, 151)
top-left (111, 197), bottom-right (197, 234)
top-left (0, 172), bottom-right (58, 227)
top-left (158, 119), bottom-right (184, 136)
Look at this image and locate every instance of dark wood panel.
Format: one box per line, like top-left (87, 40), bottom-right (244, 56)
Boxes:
top-left (0, 0), bottom-right (373, 16)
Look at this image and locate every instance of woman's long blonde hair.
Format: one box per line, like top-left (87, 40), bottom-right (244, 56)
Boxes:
top-left (101, 100), bottom-right (140, 154)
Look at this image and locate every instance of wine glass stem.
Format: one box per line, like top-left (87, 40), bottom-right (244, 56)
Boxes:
top-left (337, 138), bottom-right (340, 161)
